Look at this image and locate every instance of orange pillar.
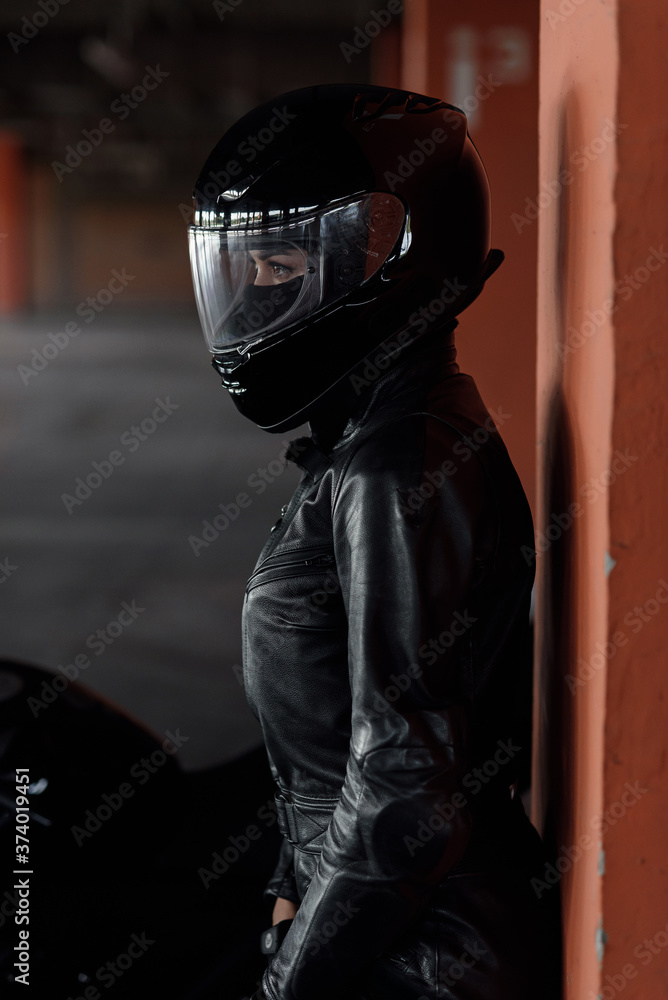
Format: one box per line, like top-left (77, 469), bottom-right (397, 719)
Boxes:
top-left (534, 0), bottom-right (617, 992)
top-left (537, 0), bottom-right (668, 997)
top-left (0, 133), bottom-right (27, 312)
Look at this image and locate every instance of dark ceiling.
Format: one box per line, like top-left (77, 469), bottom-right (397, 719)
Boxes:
top-left (0, 0), bottom-right (376, 198)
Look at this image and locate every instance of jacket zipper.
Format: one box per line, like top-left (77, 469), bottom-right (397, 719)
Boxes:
top-left (246, 549), bottom-right (335, 593)
top-left (264, 477), bottom-right (312, 545)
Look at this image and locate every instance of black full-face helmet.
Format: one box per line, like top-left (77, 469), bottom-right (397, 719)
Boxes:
top-left (188, 84), bottom-right (503, 433)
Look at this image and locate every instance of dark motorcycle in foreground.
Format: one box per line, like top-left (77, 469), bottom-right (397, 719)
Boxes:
top-left (0, 660), bottom-right (280, 999)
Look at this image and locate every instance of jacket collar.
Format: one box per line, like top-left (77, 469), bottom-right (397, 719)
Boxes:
top-left (285, 322), bottom-right (460, 480)
top-left (333, 324), bottom-right (460, 448)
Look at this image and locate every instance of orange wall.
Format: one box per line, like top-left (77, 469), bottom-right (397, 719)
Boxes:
top-left (537, 0), bottom-right (668, 998)
top-left (396, 0), bottom-right (539, 513)
top-left (605, 0), bottom-right (668, 994)
top-left (534, 1), bottom-right (617, 995)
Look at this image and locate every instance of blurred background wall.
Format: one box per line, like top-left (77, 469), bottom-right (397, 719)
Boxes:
top-left (1, 0), bottom-right (378, 309)
top-left (0, 0), bottom-right (381, 771)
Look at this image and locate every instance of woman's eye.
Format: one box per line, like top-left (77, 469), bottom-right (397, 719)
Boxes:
top-left (271, 262), bottom-right (292, 277)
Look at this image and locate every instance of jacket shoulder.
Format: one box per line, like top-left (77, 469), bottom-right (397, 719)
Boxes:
top-left (331, 405), bottom-right (488, 519)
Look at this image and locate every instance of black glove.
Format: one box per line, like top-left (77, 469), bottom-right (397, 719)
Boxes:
top-left (260, 917), bottom-right (294, 955)
top-left (248, 920), bottom-right (294, 1000)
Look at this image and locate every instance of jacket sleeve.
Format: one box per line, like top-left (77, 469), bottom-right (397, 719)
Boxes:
top-left (261, 414), bottom-right (488, 1000)
top-left (263, 836), bottom-right (300, 906)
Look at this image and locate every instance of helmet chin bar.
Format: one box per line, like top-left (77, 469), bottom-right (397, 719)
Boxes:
top-left (210, 278), bottom-right (378, 383)
top-left (211, 246), bottom-right (502, 427)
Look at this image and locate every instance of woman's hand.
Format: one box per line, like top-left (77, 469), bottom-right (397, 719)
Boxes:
top-left (272, 896), bottom-right (299, 925)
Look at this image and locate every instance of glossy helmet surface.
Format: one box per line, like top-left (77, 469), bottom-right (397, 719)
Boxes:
top-left (189, 84), bottom-right (502, 432)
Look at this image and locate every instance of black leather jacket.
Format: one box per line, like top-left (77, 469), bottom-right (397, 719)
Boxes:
top-left (243, 335), bottom-right (560, 1000)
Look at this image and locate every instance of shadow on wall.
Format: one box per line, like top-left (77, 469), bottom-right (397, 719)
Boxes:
top-left (534, 89), bottom-right (584, 945)
top-left (539, 388), bottom-right (577, 868)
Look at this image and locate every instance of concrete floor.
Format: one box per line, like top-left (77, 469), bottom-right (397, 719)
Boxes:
top-left (0, 308), bottom-right (306, 770)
